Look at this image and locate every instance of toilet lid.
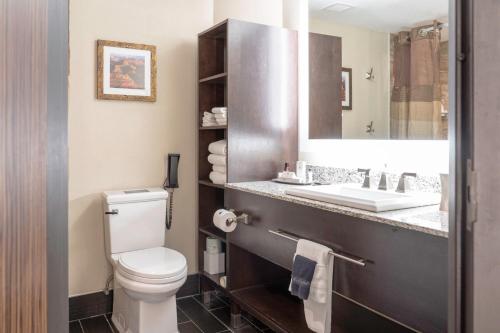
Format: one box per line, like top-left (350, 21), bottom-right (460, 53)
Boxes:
top-left (118, 247), bottom-right (187, 280)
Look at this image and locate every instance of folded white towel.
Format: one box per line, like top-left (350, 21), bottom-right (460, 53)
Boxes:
top-left (290, 239), bottom-right (333, 333)
top-left (204, 111), bottom-right (216, 118)
top-left (209, 171), bottom-right (227, 185)
top-left (215, 119), bottom-right (227, 125)
top-left (208, 140), bottom-right (227, 155)
top-left (202, 122), bottom-right (218, 127)
top-left (207, 154), bottom-right (226, 166)
top-left (214, 113), bottom-right (227, 119)
top-left (211, 107), bottom-right (227, 114)
top-left (212, 165), bottom-right (226, 173)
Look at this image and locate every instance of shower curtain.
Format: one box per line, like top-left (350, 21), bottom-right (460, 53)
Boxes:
top-left (390, 23), bottom-right (443, 139)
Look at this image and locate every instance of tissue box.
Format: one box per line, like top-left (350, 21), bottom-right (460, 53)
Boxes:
top-left (204, 251), bottom-right (225, 275)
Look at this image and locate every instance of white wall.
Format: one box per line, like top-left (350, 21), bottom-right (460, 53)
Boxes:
top-left (213, 0), bottom-right (283, 26)
top-left (310, 18), bottom-right (390, 139)
top-left (68, 0), bottom-right (213, 296)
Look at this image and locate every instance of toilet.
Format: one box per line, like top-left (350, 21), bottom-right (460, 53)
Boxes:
top-left (103, 188), bottom-right (187, 333)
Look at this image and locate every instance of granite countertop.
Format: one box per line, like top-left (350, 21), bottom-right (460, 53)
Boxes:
top-left (225, 181), bottom-right (448, 238)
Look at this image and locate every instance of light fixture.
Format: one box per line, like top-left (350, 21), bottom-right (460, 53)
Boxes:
top-left (323, 2), bottom-right (355, 13)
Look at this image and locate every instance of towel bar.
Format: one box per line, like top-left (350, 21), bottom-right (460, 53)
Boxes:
top-left (268, 229), bottom-right (367, 267)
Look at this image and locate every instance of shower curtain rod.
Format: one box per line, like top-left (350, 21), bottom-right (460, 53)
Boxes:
top-left (419, 22), bottom-right (449, 34)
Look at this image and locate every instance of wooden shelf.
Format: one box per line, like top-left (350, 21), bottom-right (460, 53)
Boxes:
top-left (199, 72), bottom-right (227, 84)
top-left (198, 179), bottom-right (225, 189)
top-left (199, 225), bottom-right (226, 242)
top-left (201, 271), bottom-right (226, 288)
top-left (231, 285), bottom-right (312, 333)
top-left (199, 125), bottom-right (227, 131)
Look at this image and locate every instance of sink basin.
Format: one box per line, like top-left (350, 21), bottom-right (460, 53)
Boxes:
top-left (285, 184), bottom-right (441, 212)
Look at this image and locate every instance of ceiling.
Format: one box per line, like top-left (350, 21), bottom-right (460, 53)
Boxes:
top-left (309, 0), bottom-right (449, 33)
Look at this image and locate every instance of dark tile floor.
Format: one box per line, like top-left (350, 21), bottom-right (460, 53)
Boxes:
top-left (69, 293), bottom-right (273, 333)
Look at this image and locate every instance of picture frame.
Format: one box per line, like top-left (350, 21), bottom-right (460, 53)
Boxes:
top-left (97, 40), bottom-right (157, 102)
top-left (341, 67), bottom-right (352, 110)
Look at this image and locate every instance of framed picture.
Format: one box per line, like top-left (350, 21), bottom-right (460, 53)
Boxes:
top-left (341, 67), bottom-right (352, 110)
top-left (97, 40), bottom-right (157, 102)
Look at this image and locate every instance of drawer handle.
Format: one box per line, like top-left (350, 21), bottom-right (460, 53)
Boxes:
top-left (105, 209), bottom-right (119, 215)
top-left (268, 229), bottom-right (367, 267)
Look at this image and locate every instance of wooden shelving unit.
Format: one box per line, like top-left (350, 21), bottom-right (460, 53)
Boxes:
top-left (197, 21), bottom-right (229, 292)
top-left (199, 224), bottom-right (226, 241)
top-left (199, 125), bottom-right (227, 131)
top-left (197, 19), bottom-right (300, 331)
top-left (198, 179), bottom-right (225, 189)
top-left (199, 72), bottom-right (227, 84)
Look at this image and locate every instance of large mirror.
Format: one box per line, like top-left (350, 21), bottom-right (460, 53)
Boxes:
top-left (309, 0), bottom-right (449, 140)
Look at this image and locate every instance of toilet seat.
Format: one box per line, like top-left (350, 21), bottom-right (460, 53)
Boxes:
top-left (117, 247), bottom-right (187, 285)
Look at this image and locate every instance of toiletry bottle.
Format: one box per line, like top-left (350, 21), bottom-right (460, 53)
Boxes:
top-left (296, 161), bottom-right (307, 181)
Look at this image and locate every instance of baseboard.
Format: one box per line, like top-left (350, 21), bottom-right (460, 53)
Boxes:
top-left (69, 273), bottom-right (200, 321)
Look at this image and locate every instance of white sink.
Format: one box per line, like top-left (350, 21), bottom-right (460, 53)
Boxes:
top-left (285, 184), bottom-right (441, 212)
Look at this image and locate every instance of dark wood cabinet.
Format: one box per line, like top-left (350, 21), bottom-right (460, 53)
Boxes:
top-left (309, 33), bottom-right (343, 139)
top-left (196, 19), bottom-right (298, 298)
top-left (226, 188), bottom-right (447, 333)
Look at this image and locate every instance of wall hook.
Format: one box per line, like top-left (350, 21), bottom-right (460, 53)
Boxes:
top-left (365, 67), bottom-right (374, 80)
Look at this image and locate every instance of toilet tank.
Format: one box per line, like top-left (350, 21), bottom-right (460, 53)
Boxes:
top-left (102, 188), bottom-right (168, 260)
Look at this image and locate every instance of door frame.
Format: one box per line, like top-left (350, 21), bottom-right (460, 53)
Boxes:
top-left (47, 0), bottom-right (69, 332)
top-left (448, 0), bottom-right (474, 331)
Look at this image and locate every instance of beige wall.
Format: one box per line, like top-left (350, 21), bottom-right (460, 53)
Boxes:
top-left (310, 18), bottom-right (390, 139)
top-left (68, 0), bottom-right (213, 296)
top-left (214, 0), bottom-right (283, 26)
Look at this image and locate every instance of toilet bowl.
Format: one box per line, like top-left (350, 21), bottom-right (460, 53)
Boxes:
top-left (111, 247), bottom-right (187, 333)
top-left (102, 188), bottom-right (187, 333)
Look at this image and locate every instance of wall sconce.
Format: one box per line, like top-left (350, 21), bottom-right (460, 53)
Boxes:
top-left (365, 67), bottom-right (374, 80)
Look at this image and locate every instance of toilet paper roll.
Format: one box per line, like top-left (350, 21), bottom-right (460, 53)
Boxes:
top-left (213, 209), bottom-right (237, 232)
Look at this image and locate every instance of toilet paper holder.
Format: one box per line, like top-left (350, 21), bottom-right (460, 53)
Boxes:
top-left (226, 209), bottom-right (250, 226)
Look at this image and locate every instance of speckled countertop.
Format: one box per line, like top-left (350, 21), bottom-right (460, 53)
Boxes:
top-left (225, 181), bottom-right (448, 238)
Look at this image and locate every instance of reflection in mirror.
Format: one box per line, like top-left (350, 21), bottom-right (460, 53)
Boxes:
top-left (308, 0), bottom-right (449, 140)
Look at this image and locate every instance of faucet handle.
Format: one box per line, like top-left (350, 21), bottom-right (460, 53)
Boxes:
top-left (357, 168), bottom-right (371, 175)
top-left (357, 168), bottom-right (371, 188)
top-left (396, 172), bottom-right (417, 193)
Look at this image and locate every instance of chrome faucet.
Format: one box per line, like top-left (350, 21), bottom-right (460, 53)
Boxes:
top-left (358, 168), bottom-right (371, 188)
top-left (396, 172), bottom-right (417, 193)
top-left (378, 172), bottom-right (388, 191)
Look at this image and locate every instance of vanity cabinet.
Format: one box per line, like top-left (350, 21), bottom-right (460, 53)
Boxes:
top-left (225, 188), bottom-right (447, 333)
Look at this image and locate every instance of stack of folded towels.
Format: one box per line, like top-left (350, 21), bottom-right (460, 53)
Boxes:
top-left (201, 107), bottom-right (227, 127)
top-left (207, 139), bottom-right (227, 185)
top-left (201, 111), bottom-right (217, 127)
top-left (212, 107), bottom-right (227, 126)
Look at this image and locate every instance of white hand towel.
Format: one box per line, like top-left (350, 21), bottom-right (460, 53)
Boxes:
top-left (212, 165), bottom-right (226, 173)
top-left (202, 122), bottom-right (218, 127)
top-left (209, 171), bottom-right (227, 185)
top-left (214, 113), bottom-right (227, 119)
top-left (211, 107), bottom-right (227, 113)
top-left (204, 111), bottom-right (216, 118)
top-left (215, 119), bottom-right (227, 125)
top-left (208, 154), bottom-right (226, 166)
top-left (290, 239), bottom-right (333, 333)
top-left (211, 107), bottom-right (227, 114)
top-left (208, 140), bottom-right (227, 155)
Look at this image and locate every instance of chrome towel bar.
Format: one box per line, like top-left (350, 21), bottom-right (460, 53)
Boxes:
top-left (268, 229), bottom-right (367, 267)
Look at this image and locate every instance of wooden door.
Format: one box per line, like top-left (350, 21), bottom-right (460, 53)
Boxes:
top-left (0, 0), bottom-right (68, 332)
